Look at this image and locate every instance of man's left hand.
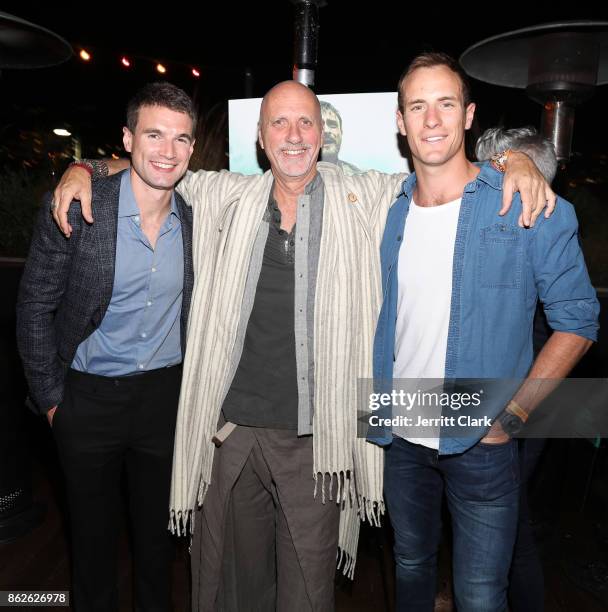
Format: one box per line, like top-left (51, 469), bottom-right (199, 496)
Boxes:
top-left (500, 150), bottom-right (557, 227)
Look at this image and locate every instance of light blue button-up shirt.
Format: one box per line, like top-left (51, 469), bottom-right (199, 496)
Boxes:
top-left (72, 170), bottom-right (184, 376)
top-left (370, 163), bottom-right (600, 454)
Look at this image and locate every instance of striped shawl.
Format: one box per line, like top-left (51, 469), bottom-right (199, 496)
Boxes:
top-left (170, 162), bottom-right (405, 576)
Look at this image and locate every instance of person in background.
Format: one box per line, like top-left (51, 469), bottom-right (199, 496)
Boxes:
top-left (319, 100), bottom-right (361, 174)
top-left (477, 126), bottom-right (559, 612)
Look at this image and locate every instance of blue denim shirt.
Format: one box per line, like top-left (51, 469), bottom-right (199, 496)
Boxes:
top-left (370, 163), bottom-right (600, 454)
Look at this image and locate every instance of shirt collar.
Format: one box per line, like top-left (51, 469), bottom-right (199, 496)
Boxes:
top-left (266, 172), bottom-right (321, 220)
top-left (304, 172), bottom-right (322, 195)
top-left (118, 169), bottom-right (180, 221)
top-left (474, 161), bottom-right (504, 191)
top-left (397, 171), bottom-right (417, 199)
top-left (396, 161), bottom-right (503, 200)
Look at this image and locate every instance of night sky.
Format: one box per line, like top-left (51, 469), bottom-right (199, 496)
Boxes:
top-left (1, 1), bottom-right (608, 157)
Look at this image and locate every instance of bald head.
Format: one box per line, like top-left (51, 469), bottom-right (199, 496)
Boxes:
top-left (257, 80), bottom-right (323, 186)
top-left (259, 80), bottom-right (322, 126)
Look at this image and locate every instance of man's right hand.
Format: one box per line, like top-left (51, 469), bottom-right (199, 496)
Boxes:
top-left (46, 405), bottom-right (58, 426)
top-left (52, 158), bottom-right (130, 237)
top-left (52, 166), bottom-right (94, 237)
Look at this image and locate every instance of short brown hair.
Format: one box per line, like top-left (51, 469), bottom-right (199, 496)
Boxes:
top-left (397, 52), bottom-right (472, 113)
top-left (126, 82), bottom-right (197, 135)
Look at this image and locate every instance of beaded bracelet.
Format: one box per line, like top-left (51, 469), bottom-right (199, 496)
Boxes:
top-left (69, 161), bottom-right (93, 176)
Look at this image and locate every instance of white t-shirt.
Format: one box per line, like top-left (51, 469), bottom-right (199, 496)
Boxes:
top-left (393, 197), bottom-right (461, 449)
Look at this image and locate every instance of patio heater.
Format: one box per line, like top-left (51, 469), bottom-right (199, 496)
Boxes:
top-left (460, 21), bottom-right (608, 162)
top-left (291, 0), bottom-right (326, 88)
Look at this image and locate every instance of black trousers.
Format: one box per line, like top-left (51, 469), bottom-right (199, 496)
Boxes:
top-left (508, 438), bottom-right (547, 612)
top-left (52, 366), bottom-right (182, 612)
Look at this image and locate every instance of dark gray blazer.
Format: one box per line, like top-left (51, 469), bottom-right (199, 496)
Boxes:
top-left (16, 172), bottom-right (194, 414)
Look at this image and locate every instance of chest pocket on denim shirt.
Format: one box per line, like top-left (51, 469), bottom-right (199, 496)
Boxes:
top-left (478, 223), bottom-right (523, 289)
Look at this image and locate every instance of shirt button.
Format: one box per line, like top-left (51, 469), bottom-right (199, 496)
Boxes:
top-left (147, 301), bottom-right (152, 307)
top-left (134, 215), bottom-right (140, 223)
top-left (141, 332), bottom-right (147, 338)
top-left (152, 267), bottom-right (157, 272)
top-left (138, 364), bottom-right (144, 370)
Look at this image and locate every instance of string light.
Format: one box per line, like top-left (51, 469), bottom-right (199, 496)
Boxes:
top-left (73, 46), bottom-right (211, 79)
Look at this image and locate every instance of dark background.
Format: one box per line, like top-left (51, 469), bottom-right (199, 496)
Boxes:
top-left (1, 1), bottom-right (608, 157)
top-left (1, 2), bottom-right (608, 285)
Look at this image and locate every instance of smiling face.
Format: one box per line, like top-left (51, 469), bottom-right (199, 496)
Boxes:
top-left (397, 65), bottom-right (475, 170)
top-left (258, 81), bottom-right (322, 185)
top-left (123, 104), bottom-right (194, 192)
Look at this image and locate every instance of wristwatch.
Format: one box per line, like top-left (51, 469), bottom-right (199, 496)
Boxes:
top-left (69, 159), bottom-right (109, 178)
top-left (496, 410), bottom-right (525, 437)
top-left (490, 149), bottom-right (511, 173)
top-left (496, 399), bottom-right (528, 437)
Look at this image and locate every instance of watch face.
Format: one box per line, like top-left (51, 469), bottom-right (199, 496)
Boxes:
top-left (491, 152), bottom-right (508, 172)
top-left (500, 413), bottom-right (523, 436)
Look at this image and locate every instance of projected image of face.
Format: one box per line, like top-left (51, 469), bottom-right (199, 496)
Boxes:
top-left (320, 102), bottom-right (343, 163)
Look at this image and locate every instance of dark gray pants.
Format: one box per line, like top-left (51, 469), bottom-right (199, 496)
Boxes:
top-left (191, 426), bottom-right (340, 612)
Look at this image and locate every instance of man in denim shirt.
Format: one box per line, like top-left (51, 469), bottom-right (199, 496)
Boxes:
top-left (371, 53), bottom-right (599, 611)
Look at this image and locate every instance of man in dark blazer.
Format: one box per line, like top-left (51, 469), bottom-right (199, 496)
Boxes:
top-left (17, 82), bottom-right (195, 612)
